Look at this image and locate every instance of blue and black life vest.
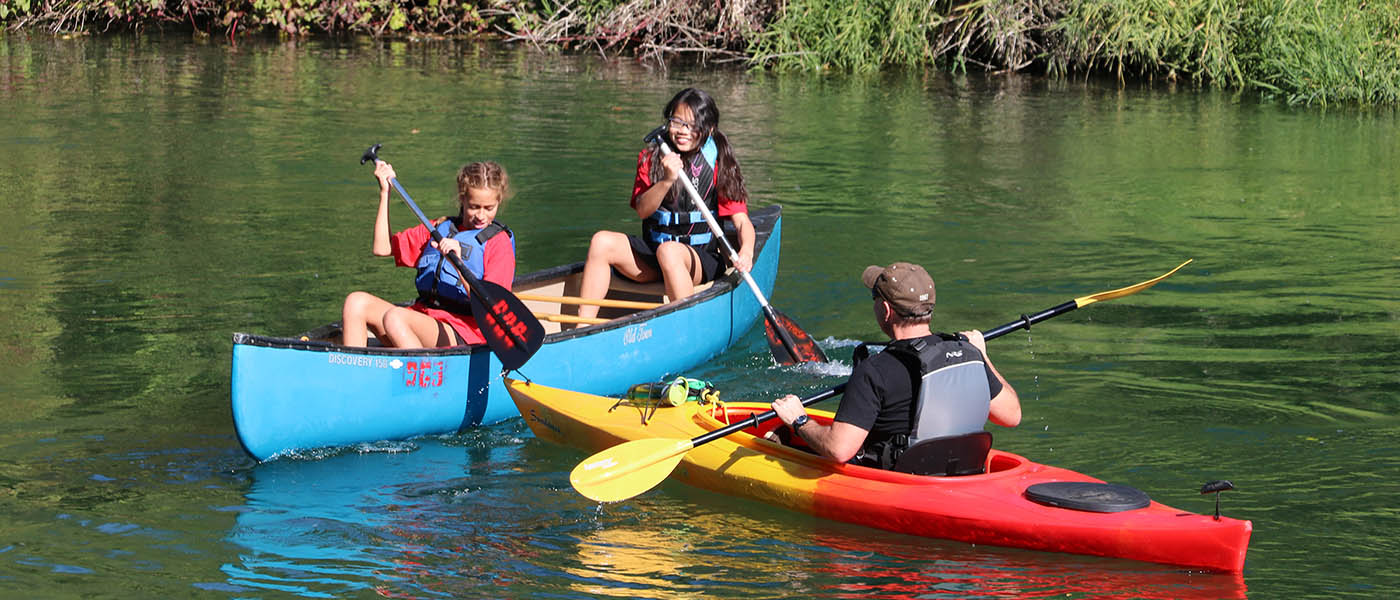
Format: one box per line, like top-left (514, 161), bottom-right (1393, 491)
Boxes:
top-left (857, 333), bottom-right (992, 469)
top-left (415, 219), bottom-right (513, 315)
top-left (641, 138), bottom-right (718, 248)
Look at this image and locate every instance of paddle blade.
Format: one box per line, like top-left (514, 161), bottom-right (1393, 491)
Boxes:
top-left (469, 278), bottom-right (546, 371)
top-left (1075, 259), bottom-right (1193, 308)
top-left (570, 437), bottom-right (695, 503)
top-left (764, 309), bottom-right (828, 365)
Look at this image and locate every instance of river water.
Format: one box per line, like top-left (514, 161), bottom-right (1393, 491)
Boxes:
top-left (0, 34), bottom-right (1396, 598)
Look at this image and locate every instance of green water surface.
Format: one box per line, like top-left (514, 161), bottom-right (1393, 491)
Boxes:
top-left (0, 33), bottom-right (1396, 598)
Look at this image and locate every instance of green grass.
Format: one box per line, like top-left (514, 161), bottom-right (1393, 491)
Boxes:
top-left (1053, 0), bottom-right (1400, 106)
top-left (4, 0), bottom-right (1398, 105)
top-left (1254, 0), bottom-right (1400, 106)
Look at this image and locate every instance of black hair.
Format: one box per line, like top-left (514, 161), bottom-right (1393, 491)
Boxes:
top-left (650, 88), bottom-right (748, 205)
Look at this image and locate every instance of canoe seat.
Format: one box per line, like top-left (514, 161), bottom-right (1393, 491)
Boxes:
top-left (606, 271), bottom-right (722, 303)
top-left (892, 431), bottom-right (991, 477)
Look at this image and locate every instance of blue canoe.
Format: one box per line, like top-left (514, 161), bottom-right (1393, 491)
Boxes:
top-left (231, 205), bottom-right (783, 460)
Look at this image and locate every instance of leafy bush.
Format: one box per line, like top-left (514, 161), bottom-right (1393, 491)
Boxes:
top-left (3, 0), bottom-right (1397, 105)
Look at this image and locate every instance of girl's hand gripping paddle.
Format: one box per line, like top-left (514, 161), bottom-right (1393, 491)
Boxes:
top-left (643, 126), bottom-right (827, 365)
top-left (360, 144), bottom-right (544, 370)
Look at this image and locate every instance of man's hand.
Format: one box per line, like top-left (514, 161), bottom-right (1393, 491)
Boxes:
top-left (770, 394), bottom-right (806, 426)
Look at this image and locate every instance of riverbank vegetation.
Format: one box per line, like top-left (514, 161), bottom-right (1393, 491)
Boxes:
top-left (3, 0), bottom-right (1397, 106)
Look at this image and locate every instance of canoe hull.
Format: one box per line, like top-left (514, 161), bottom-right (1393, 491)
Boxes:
top-left (231, 207), bottom-right (782, 461)
top-left (507, 378), bottom-right (1252, 573)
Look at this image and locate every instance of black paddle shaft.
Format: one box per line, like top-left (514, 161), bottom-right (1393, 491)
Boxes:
top-left (981, 301), bottom-right (1079, 341)
top-left (692, 383), bottom-right (848, 447)
top-left (685, 304), bottom-right (1084, 447)
top-left (359, 144), bottom-right (543, 369)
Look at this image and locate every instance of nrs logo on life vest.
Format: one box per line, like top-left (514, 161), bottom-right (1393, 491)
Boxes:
top-left (946, 350), bottom-right (964, 359)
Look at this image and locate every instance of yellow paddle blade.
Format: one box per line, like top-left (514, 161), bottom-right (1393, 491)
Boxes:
top-left (570, 437), bottom-right (696, 503)
top-left (1074, 259), bottom-right (1193, 308)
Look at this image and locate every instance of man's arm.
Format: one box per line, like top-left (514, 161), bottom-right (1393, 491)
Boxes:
top-left (771, 394), bottom-right (868, 463)
top-left (962, 329), bottom-right (1021, 427)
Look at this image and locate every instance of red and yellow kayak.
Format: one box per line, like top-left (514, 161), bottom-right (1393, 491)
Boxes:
top-left (507, 378), bottom-right (1252, 573)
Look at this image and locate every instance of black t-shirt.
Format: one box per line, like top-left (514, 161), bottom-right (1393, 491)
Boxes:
top-left (834, 336), bottom-right (1004, 451)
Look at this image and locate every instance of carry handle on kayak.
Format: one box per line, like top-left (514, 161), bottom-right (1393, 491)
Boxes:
top-left (1201, 479), bottom-right (1235, 521)
top-left (360, 144), bottom-right (544, 370)
top-left (568, 259), bottom-right (1193, 503)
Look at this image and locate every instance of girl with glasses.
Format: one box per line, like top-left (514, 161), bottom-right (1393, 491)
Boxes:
top-left (575, 88), bottom-right (756, 321)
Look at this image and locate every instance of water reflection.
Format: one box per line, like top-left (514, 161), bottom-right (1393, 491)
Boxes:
top-left (808, 531), bottom-right (1247, 599)
top-left (227, 429), bottom-right (1249, 599)
top-left (223, 428), bottom-right (552, 597)
top-left (225, 442), bottom-right (449, 596)
top-left (568, 527), bottom-right (690, 599)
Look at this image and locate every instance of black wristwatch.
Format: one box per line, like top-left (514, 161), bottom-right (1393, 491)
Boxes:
top-left (790, 414), bottom-right (810, 433)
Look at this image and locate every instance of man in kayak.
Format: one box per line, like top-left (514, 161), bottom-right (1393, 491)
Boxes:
top-left (770, 262), bottom-right (1021, 468)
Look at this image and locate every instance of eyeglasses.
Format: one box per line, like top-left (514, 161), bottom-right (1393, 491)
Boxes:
top-left (667, 116), bottom-right (698, 132)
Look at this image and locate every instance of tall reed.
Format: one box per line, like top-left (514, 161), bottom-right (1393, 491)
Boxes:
top-left (1252, 0), bottom-right (1400, 106)
top-left (1052, 0), bottom-right (1400, 105)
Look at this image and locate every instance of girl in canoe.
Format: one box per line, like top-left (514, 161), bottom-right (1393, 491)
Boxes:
top-left (340, 160), bottom-right (515, 348)
top-left (575, 87), bottom-right (755, 322)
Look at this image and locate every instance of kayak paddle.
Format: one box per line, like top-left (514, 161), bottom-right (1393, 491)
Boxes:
top-left (360, 144), bottom-right (545, 371)
top-left (570, 259), bottom-right (1193, 502)
top-left (644, 126), bottom-right (828, 365)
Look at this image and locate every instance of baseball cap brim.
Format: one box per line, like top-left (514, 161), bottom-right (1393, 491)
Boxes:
top-left (861, 265), bottom-right (884, 288)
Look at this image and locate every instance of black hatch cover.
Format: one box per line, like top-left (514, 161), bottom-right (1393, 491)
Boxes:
top-left (1025, 482), bottom-right (1151, 513)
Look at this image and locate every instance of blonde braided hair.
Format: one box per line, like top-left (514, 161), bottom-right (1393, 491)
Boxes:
top-left (457, 161), bottom-right (511, 206)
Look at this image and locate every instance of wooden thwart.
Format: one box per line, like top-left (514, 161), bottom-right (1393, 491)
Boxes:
top-left (533, 313), bottom-right (610, 325)
top-left (517, 293), bottom-right (662, 310)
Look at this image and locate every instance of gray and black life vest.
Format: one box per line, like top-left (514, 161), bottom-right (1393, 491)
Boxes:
top-left (859, 333), bottom-right (992, 468)
top-left (640, 138), bottom-right (718, 247)
top-left (414, 219), bottom-right (513, 315)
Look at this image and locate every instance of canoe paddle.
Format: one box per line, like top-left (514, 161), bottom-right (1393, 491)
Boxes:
top-left (569, 259), bottom-right (1193, 502)
top-left (644, 126), bottom-right (827, 365)
top-left (360, 144), bottom-right (545, 371)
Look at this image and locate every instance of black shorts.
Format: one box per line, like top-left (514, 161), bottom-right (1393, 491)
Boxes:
top-left (626, 235), bottom-right (726, 284)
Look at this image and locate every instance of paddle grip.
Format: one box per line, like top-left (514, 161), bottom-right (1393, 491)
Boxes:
top-left (360, 143), bottom-right (382, 165)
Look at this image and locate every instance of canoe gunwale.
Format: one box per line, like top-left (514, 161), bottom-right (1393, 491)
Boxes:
top-left (230, 205), bottom-right (781, 354)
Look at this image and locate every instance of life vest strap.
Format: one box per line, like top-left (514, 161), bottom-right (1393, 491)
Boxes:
top-left (648, 209), bottom-right (707, 227)
top-left (416, 293), bottom-right (474, 316)
top-left (647, 229), bottom-right (712, 246)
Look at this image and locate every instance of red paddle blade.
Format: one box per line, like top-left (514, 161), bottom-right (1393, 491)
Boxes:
top-left (764, 310), bottom-right (828, 365)
top-left (470, 279), bottom-right (545, 371)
